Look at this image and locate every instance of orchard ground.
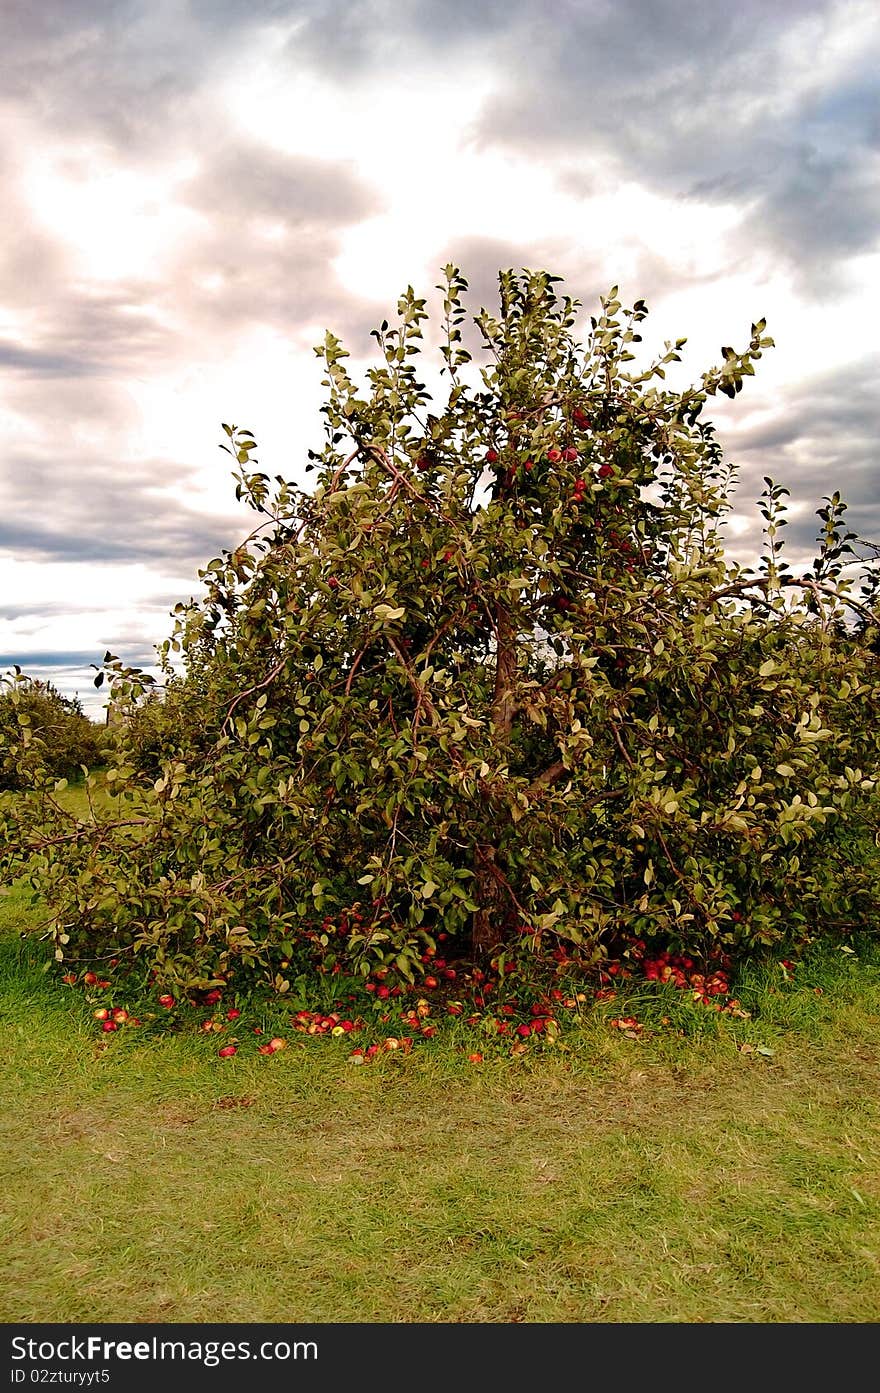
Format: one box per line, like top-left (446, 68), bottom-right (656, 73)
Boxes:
top-left (1, 787), bottom-right (879, 1322)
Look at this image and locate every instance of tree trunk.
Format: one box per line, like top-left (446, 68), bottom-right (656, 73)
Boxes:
top-left (492, 603), bottom-right (517, 738)
top-left (471, 603), bottom-right (518, 957)
top-left (471, 842), bottom-right (508, 957)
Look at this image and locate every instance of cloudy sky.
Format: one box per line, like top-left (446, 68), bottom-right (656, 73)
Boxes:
top-left (2, 0), bottom-right (878, 715)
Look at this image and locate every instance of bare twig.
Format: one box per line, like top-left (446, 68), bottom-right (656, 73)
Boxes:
top-left (344, 643), bottom-right (372, 696)
top-left (610, 719), bottom-right (634, 770)
top-left (222, 655), bottom-right (286, 734)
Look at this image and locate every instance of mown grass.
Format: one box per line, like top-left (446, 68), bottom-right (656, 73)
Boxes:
top-left (2, 846), bottom-right (880, 1324)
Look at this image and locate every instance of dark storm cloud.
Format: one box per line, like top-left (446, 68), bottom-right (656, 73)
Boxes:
top-left (0, 602), bottom-right (73, 621)
top-left (2, 425), bottom-right (251, 569)
top-left (0, 648), bottom-right (161, 706)
top-left (0, 342), bottom-right (99, 377)
top-left (0, 650), bottom-right (110, 669)
top-left (0, 494), bottom-right (244, 568)
top-left (0, 519), bottom-right (212, 566)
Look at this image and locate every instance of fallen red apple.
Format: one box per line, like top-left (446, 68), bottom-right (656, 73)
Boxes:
top-left (218, 1045), bottom-right (238, 1058)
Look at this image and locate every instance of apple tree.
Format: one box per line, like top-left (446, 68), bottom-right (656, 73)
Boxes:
top-left (2, 267), bottom-right (879, 995)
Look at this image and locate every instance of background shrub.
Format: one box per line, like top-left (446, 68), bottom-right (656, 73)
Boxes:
top-left (0, 678), bottom-right (106, 791)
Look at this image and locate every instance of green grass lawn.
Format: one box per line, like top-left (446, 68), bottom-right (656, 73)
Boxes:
top-left (2, 862), bottom-right (880, 1324)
